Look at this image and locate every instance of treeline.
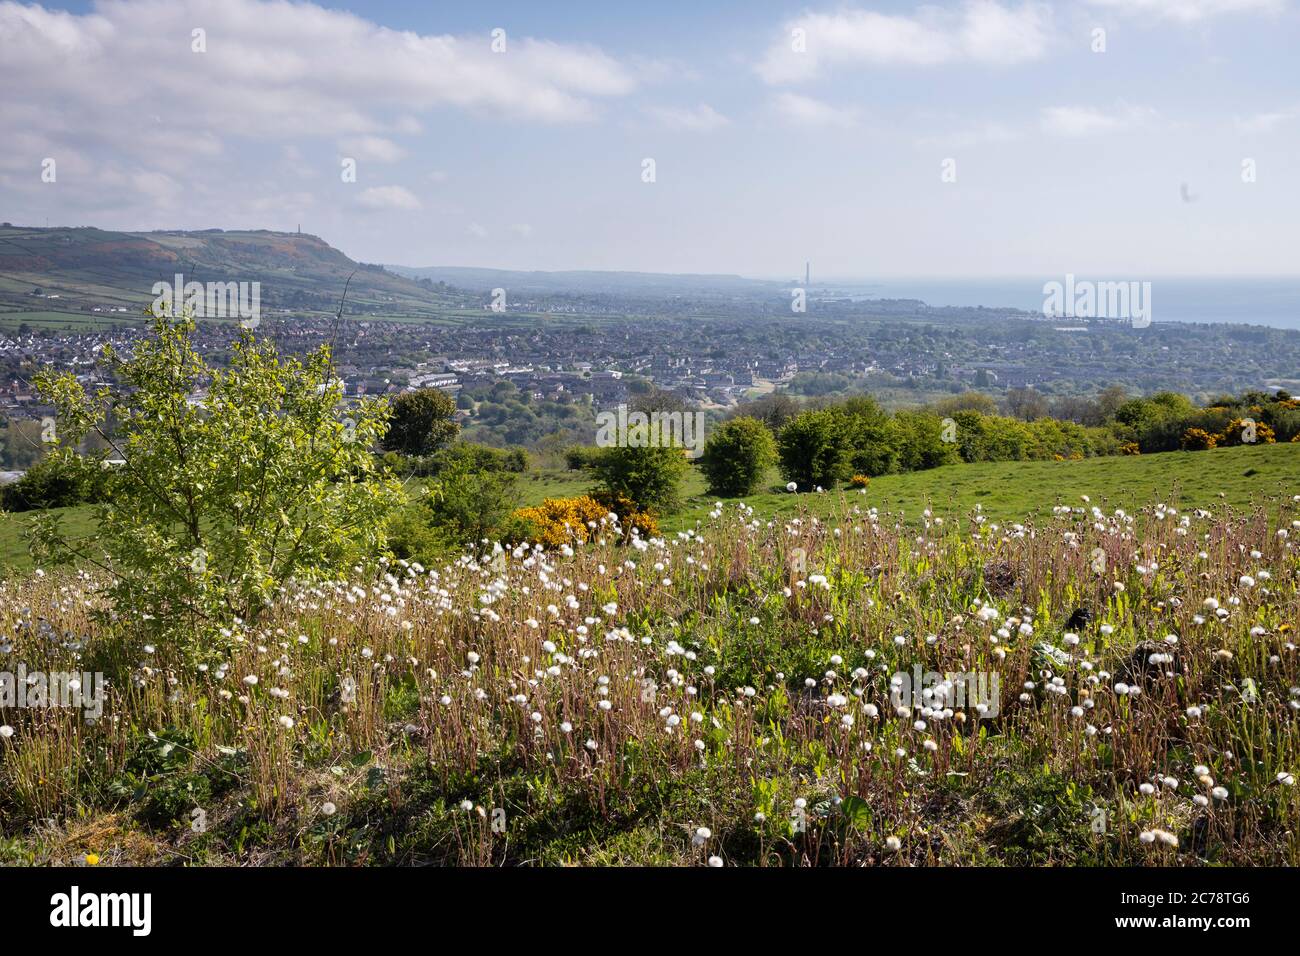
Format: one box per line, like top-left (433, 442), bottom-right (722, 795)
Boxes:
top-left (694, 394), bottom-right (1120, 494)
top-left (1112, 390), bottom-right (1300, 452)
top-left (686, 386), bottom-right (1300, 496)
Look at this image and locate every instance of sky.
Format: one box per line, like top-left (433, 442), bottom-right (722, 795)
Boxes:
top-left (1, 0), bottom-right (1298, 279)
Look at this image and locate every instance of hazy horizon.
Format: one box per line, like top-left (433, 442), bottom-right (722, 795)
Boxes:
top-left (391, 264), bottom-right (1300, 329)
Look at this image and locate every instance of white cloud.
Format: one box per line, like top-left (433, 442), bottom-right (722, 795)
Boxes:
top-left (1237, 109), bottom-right (1297, 132)
top-left (645, 103), bottom-right (730, 132)
top-left (510, 223), bottom-right (534, 238)
top-left (961, 0), bottom-right (1054, 61)
top-left (356, 185), bottom-right (421, 211)
top-left (467, 222), bottom-right (489, 239)
top-left (771, 92), bottom-right (858, 128)
top-left (1040, 104), bottom-right (1157, 137)
top-left (0, 0), bottom-right (639, 130)
top-left (0, 0), bottom-right (640, 213)
top-left (758, 1), bottom-right (1051, 84)
top-left (1087, 0), bottom-right (1284, 23)
top-left (916, 121), bottom-right (1022, 148)
top-left (341, 136), bottom-right (406, 164)
top-left (131, 170), bottom-right (185, 206)
top-left (245, 190), bottom-right (317, 217)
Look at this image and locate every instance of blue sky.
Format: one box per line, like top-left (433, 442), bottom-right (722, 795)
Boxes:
top-left (1, 0), bottom-right (1297, 278)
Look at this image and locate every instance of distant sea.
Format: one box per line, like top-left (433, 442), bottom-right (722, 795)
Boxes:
top-left (814, 277), bottom-right (1300, 332)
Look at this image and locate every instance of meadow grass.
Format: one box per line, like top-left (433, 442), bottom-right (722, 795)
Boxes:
top-left (0, 453), bottom-right (1297, 866)
top-left (3, 443), bottom-right (1296, 574)
top-left (0, 505), bottom-right (97, 572)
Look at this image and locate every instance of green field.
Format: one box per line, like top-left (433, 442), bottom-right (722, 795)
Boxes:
top-left (526, 440), bottom-right (1300, 530)
top-left (7, 441), bottom-right (1295, 573)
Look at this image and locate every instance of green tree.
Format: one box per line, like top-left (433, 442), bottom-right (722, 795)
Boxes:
top-left (417, 446), bottom-right (521, 549)
top-left (584, 424), bottom-right (689, 513)
top-left (887, 411), bottom-right (962, 472)
top-left (777, 409), bottom-right (851, 490)
top-left (381, 388), bottom-right (459, 457)
top-left (1, 449), bottom-right (105, 512)
top-left (698, 417), bottom-right (776, 496)
top-left (838, 397), bottom-right (897, 477)
top-left (32, 314), bottom-right (402, 659)
top-left (930, 391), bottom-right (998, 418)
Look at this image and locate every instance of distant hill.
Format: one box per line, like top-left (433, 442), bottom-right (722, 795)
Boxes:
top-left (0, 225), bottom-right (474, 326)
top-left (387, 264), bottom-right (784, 298)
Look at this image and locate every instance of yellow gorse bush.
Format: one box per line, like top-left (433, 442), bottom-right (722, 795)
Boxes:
top-left (514, 494), bottom-right (661, 547)
top-left (1181, 427), bottom-right (1218, 451)
top-left (1219, 418), bottom-right (1276, 446)
top-left (513, 496), bottom-right (614, 547)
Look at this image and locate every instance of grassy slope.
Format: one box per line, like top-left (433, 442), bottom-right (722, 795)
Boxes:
top-left (525, 442), bottom-right (1300, 531)
top-left (0, 505), bottom-right (96, 571)
top-left (4, 442), bottom-right (1297, 572)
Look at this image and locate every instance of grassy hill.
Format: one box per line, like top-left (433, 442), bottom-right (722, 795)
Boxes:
top-left (5, 442), bottom-right (1296, 573)
top-left (0, 225), bottom-right (476, 329)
